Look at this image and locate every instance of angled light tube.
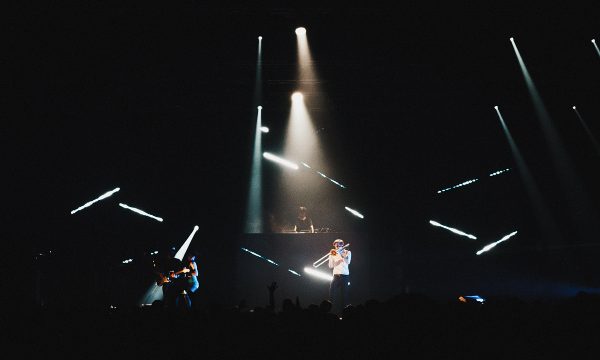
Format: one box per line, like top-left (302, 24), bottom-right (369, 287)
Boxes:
top-left (429, 220), bottom-right (477, 239)
top-left (345, 207), bottom-right (364, 219)
top-left (118, 203), bottom-right (163, 222)
top-left (263, 152), bottom-right (299, 170)
top-left (71, 187), bottom-right (120, 214)
top-left (304, 267), bottom-right (333, 281)
top-left (476, 231), bottom-right (518, 255)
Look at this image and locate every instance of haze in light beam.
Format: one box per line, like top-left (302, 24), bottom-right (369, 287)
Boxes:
top-left (263, 152), bottom-right (299, 170)
top-left (71, 187), bottom-right (120, 214)
top-left (174, 225), bottom-right (200, 260)
top-left (304, 267), bottom-right (333, 281)
top-left (592, 39), bottom-right (600, 58)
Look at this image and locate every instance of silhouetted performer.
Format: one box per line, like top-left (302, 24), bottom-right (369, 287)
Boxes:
top-left (294, 206), bottom-right (314, 233)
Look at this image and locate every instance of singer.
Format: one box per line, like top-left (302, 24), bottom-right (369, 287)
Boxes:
top-left (328, 239), bottom-right (351, 314)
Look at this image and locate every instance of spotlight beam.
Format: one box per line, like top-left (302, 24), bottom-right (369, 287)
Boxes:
top-left (429, 220), bottom-right (477, 239)
top-left (71, 187), bottom-right (120, 214)
top-left (592, 39), bottom-right (600, 59)
top-left (174, 225), bottom-right (200, 260)
top-left (118, 203), bottom-right (163, 222)
top-left (572, 106), bottom-right (600, 157)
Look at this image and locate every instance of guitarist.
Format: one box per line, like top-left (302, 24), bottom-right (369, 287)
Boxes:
top-left (155, 248), bottom-right (189, 308)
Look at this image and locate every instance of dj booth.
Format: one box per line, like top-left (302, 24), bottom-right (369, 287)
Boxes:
top-left (234, 232), bottom-right (371, 309)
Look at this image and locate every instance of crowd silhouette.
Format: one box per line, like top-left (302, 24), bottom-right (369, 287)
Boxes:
top-left (13, 283), bottom-right (600, 357)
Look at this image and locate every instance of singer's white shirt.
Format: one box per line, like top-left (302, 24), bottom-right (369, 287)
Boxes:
top-left (328, 250), bottom-right (351, 275)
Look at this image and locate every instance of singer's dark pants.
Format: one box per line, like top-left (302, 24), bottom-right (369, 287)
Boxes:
top-left (329, 274), bottom-right (350, 313)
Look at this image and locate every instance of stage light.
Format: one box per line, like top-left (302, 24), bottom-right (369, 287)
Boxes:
top-left (494, 105), bottom-right (499, 110)
top-left (345, 206), bottom-right (364, 219)
top-left (174, 225), bottom-right (200, 260)
top-left (258, 36), bottom-right (262, 40)
top-left (509, 37), bottom-right (514, 41)
top-left (263, 152), bottom-right (299, 170)
top-left (476, 231), bottom-right (517, 255)
top-left (572, 106), bottom-right (576, 110)
top-left (260, 126), bottom-right (269, 133)
top-left (317, 171), bottom-right (346, 189)
top-left (295, 27), bottom-right (306, 36)
top-left (257, 105), bottom-right (262, 110)
top-left (118, 203), bottom-right (163, 222)
top-left (291, 92), bottom-right (304, 102)
top-left (71, 187), bottom-right (120, 214)
top-left (304, 267), bottom-right (333, 281)
top-left (489, 168), bottom-right (511, 177)
top-left (241, 247), bottom-right (280, 266)
top-left (288, 269), bottom-right (302, 277)
top-left (437, 178), bottom-right (479, 193)
top-left (593, 39), bottom-right (596, 43)
top-left (429, 220), bottom-right (477, 240)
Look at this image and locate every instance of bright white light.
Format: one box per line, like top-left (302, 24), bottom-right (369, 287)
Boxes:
top-left (118, 203), bottom-right (163, 222)
top-left (291, 92), bottom-right (304, 102)
top-left (71, 187), bottom-right (120, 214)
top-left (288, 269), bottom-right (301, 277)
top-left (257, 105), bottom-right (262, 110)
top-left (437, 178), bottom-right (479, 194)
top-left (429, 220), bottom-right (477, 240)
top-left (510, 37), bottom-right (514, 41)
top-left (122, 258), bottom-right (133, 264)
top-left (476, 231), bottom-right (518, 255)
top-left (592, 39), bottom-right (596, 43)
top-left (572, 106), bottom-right (576, 110)
top-left (295, 27), bottom-right (306, 36)
top-left (489, 168), bottom-right (511, 177)
top-left (345, 206), bottom-right (364, 219)
top-left (263, 152), bottom-right (299, 170)
top-left (174, 225), bottom-right (200, 260)
top-left (494, 106), bottom-right (499, 110)
top-left (241, 247), bottom-right (279, 266)
top-left (258, 36), bottom-right (262, 40)
top-left (301, 162), bottom-right (312, 168)
top-left (260, 126), bottom-right (269, 133)
top-left (317, 171), bottom-right (346, 189)
top-left (304, 267), bottom-right (333, 281)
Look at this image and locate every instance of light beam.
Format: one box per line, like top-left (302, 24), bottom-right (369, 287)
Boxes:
top-left (304, 267), bottom-right (333, 281)
top-left (263, 152), bottom-right (299, 170)
top-left (118, 203), bottom-right (163, 222)
top-left (70, 187), bottom-right (120, 214)
top-left (345, 206), bottom-right (364, 219)
top-left (476, 231), bottom-right (518, 255)
top-left (429, 220), bottom-right (477, 239)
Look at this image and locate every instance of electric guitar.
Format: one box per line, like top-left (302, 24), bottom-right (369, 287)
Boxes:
top-left (156, 267), bottom-right (190, 286)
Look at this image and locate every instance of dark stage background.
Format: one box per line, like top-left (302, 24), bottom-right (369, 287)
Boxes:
top-left (10, 3), bottom-right (600, 309)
